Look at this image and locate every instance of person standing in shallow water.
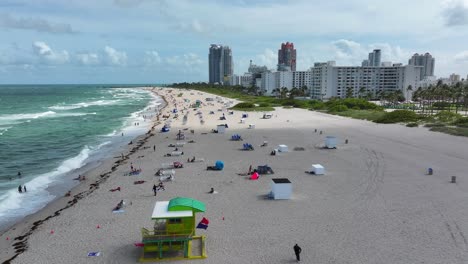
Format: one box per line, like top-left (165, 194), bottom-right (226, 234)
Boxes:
top-left (293, 244), bottom-right (302, 261)
top-left (18, 185), bottom-right (22, 193)
top-left (23, 185), bottom-right (27, 192)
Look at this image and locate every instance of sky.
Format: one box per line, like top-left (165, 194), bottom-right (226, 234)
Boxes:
top-left (1, 0), bottom-right (468, 84)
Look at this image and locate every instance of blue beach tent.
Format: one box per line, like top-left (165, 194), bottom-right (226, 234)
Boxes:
top-left (215, 161), bottom-right (224, 170)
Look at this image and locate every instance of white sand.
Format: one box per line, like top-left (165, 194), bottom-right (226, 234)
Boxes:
top-left (2, 88), bottom-right (468, 264)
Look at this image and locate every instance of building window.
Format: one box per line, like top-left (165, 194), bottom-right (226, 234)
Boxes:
top-left (168, 218), bottom-right (182, 224)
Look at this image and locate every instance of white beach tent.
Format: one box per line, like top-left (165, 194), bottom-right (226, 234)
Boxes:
top-left (270, 178), bottom-right (292, 200)
top-left (325, 136), bottom-right (337, 149)
top-left (217, 124), bottom-right (226, 134)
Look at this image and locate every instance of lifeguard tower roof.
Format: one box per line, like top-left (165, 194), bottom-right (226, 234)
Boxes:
top-left (152, 201), bottom-right (192, 220)
top-left (151, 197), bottom-right (206, 220)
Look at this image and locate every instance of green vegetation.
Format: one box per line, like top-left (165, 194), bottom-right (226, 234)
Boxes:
top-left (406, 122), bottom-right (419, 127)
top-left (429, 126), bottom-right (468, 137)
top-left (375, 110), bottom-right (420, 124)
top-left (329, 110), bottom-right (386, 121)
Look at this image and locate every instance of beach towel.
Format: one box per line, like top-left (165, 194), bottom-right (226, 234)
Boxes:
top-left (112, 209), bottom-right (125, 213)
top-left (88, 252), bottom-right (101, 257)
top-left (134, 243), bottom-right (144, 247)
top-left (196, 217), bottom-right (210, 230)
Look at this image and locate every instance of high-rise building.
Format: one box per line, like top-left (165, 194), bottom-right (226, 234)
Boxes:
top-left (367, 49), bottom-right (381, 66)
top-left (209, 44), bottom-right (233, 84)
top-left (307, 62), bottom-right (421, 100)
top-left (408, 53), bottom-right (435, 79)
top-left (277, 42), bottom-right (297, 71)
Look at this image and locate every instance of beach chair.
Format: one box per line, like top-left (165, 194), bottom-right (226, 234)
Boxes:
top-left (243, 143), bottom-right (254, 151)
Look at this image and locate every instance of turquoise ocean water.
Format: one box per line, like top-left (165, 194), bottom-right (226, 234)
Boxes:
top-left (0, 85), bottom-right (161, 231)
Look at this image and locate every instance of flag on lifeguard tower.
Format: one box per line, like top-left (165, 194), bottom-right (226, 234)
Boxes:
top-left (196, 217), bottom-right (209, 230)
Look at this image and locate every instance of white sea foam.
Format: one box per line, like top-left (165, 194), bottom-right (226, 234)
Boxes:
top-left (0, 111), bottom-right (56, 122)
top-left (48, 99), bottom-right (121, 110)
top-left (0, 146), bottom-right (92, 220)
top-left (0, 111), bottom-right (96, 126)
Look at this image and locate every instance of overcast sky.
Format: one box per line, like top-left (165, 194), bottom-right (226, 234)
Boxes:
top-left (1, 0), bottom-right (468, 84)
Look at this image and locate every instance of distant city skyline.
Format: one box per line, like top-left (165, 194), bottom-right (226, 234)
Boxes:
top-left (1, 1), bottom-right (468, 84)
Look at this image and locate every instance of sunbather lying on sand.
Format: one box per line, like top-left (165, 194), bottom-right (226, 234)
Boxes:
top-left (113, 200), bottom-right (124, 211)
top-left (134, 180), bottom-right (146, 185)
top-left (110, 187), bottom-right (121, 192)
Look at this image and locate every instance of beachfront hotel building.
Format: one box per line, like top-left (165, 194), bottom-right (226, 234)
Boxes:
top-left (277, 42), bottom-right (297, 71)
top-left (209, 44), bottom-right (233, 85)
top-left (260, 61), bottom-right (422, 100)
top-left (308, 61), bottom-right (422, 100)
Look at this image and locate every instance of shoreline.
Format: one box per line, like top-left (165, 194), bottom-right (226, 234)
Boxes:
top-left (1, 88), bottom-right (468, 263)
top-left (0, 88), bottom-right (168, 263)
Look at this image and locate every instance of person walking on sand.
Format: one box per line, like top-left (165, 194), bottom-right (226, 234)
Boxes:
top-left (153, 184), bottom-right (157, 196)
top-left (153, 145), bottom-right (156, 152)
top-left (293, 244), bottom-right (302, 261)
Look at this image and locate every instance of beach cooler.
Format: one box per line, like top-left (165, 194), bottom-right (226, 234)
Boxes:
top-left (325, 136), bottom-right (337, 149)
top-left (270, 178), bottom-right (292, 200)
top-left (311, 164), bottom-right (325, 175)
top-left (278, 145), bottom-right (288, 152)
top-left (249, 124), bottom-right (255, 129)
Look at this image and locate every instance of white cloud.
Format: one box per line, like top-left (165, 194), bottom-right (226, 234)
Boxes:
top-left (255, 49), bottom-right (277, 69)
top-left (166, 53), bottom-right (203, 67)
top-left (0, 13), bottom-right (77, 34)
top-left (144, 51), bottom-right (161, 66)
top-left (75, 52), bottom-right (100, 65)
top-left (454, 50), bottom-right (468, 61)
top-left (331, 39), bottom-right (410, 66)
top-left (442, 0), bottom-right (468, 26)
top-left (32, 41), bottom-right (69, 64)
top-left (104, 46), bottom-right (127, 66)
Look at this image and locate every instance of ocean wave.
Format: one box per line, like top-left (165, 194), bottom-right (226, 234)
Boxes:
top-left (0, 145), bottom-right (92, 219)
top-left (0, 111), bottom-right (96, 125)
top-left (0, 111), bottom-right (56, 121)
top-left (48, 99), bottom-right (121, 110)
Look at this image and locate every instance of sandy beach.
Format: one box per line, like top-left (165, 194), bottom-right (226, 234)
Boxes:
top-left (1, 87), bottom-right (468, 264)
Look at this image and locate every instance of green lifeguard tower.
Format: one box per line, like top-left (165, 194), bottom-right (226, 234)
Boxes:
top-left (140, 197), bottom-right (207, 262)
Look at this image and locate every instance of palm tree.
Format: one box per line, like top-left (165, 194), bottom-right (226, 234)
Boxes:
top-left (280, 87), bottom-right (289, 99)
top-left (300, 85), bottom-right (308, 97)
top-left (289, 87), bottom-right (299, 99)
top-left (345, 87), bottom-right (354, 98)
top-left (358, 87), bottom-right (366, 99)
top-left (272, 88), bottom-right (281, 98)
